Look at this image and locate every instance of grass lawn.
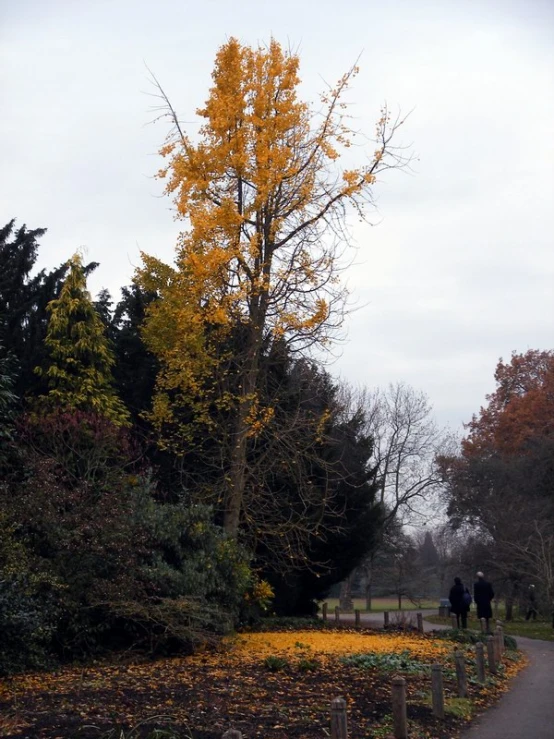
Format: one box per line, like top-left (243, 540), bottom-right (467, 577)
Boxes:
top-left (425, 611), bottom-right (554, 641)
top-left (321, 596), bottom-right (439, 612)
top-left (0, 624), bottom-right (526, 739)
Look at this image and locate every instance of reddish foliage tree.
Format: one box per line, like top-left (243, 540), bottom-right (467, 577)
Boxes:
top-left (440, 350), bottom-right (554, 617)
top-left (463, 350), bottom-right (554, 457)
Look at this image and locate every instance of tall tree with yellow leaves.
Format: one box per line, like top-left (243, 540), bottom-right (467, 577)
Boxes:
top-left (139, 38), bottom-right (409, 538)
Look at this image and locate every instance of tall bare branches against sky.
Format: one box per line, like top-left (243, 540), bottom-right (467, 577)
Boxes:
top-left (1, 0), bottom-right (553, 431)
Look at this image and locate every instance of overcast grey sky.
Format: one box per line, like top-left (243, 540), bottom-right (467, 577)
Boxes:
top-left (1, 0), bottom-right (553, 431)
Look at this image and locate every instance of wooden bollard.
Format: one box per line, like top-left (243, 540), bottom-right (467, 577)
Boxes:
top-left (431, 664), bottom-right (445, 719)
top-left (475, 642), bottom-right (486, 683)
top-left (392, 677), bottom-right (408, 739)
top-left (417, 612), bottom-right (424, 633)
top-left (494, 628), bottom-right (502, 663)
top-left (480, 618), bottom-right (487, 633)
top-left (330, 696), bottom-right (348, 739)
top-left (496, 625), bottom-right (504, 656)
top-left (486, 635), bottom-right (497, 674)
top-left (222, 731), bottom-right (242, 739)
top-left (322, 602), bottom-right (328, 622)
top-left (355, 609), bottom-right (361, 629)
top-left (454, 650), bottom-right (467, 698)
top-left (335, 606), bottom-right (341, 624)
top-left (451, 614), bottom-right (458, 630)
top-left (384, 610), bottom-right (390, 628)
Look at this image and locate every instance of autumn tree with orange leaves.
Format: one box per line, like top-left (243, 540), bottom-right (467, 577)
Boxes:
top-left (440, 350), bottom-right (554, 617)
top-left (138, 38), bottom-right (409, 544)
top-left (463, 349), bottom-right (554, 458)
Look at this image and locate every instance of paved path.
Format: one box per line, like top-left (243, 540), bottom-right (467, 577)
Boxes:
top-left (332, 609), bottom-right (554, 738)
top-left (460, 635), bottom-right (554, 739)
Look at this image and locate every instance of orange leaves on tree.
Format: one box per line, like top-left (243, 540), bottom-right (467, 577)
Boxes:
top-left (137, 37), bottom-right (409, 536)
top-left (463, 350), bottom-right (554, 457)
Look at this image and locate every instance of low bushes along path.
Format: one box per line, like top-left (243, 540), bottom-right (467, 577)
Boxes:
top-left (0, 623), bottom-right (525, 738)
top-left (332, 608), bottom-right (554, 738)
top-left (341, 609), bottom-right (554, 739)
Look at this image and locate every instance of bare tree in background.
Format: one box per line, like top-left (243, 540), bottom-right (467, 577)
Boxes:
top-left (356, 382), bottom-right (452, 608)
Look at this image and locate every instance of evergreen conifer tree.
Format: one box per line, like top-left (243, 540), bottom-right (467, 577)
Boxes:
top-left (36, 253), bottom-right (129, 426)
top-left (0, 219), bottom-right (98, 398)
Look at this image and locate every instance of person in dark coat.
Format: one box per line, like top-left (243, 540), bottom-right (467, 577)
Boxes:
top-left (449, 576), bottom-right (469, 628)
top-left (473, 571), bottom-right (495, 631)
top-left (525, 584), bottom-right (538, 621)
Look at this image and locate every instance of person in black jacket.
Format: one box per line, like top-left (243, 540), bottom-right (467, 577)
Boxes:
top-left (473, 571), bottom-right (495, 631)
top-left (449, 576), bottom-right (469, 628)
top-left (525, 584), bottom-right (538, 621)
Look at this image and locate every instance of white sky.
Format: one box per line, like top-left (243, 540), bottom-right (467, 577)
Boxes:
top-left (1, 0), bottom-right (553, 432)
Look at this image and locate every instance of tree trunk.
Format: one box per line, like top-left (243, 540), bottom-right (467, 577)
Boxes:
top-left (505, 579), bottom-right (519, 622)
top-left (223, 333), bottom-right (260, 537)
top-left (398, 593), bottom-right (402, 610)
top-left (363, 555), bottom-right (374, 610)
top-left (365, 580), bottom-right (372, 611)
top-left (339, 575), bottom-right (354, 612)
top-left (224, 399), bottom-right (251, 536)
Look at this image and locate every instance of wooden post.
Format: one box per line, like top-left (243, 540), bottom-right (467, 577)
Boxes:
top-left (222, 731), bottom-right (242, 739)
top-left (475, 642), bottom-right (486, 683)
top-left (496, 625), bottom-right (504, 656)
top-left (486, 635), bottom-right (497, 674)
top-left (431, 664), bottom-right (445, 719)
top-left (330, 696), bottom-right (348, 739)
top-left (417, 612), bottom-right (424, 633)
top-left (391, 677), bottom-right (408, 739)
top-left (384, 611), bottom-right (390, 628)
top-left (454, 650), bottom-right (467, 698)
top-left (480, 618), bottom-right (487, 633)
top-left (493, 626), bottom-right (504, 664)
top-left (322, 602), bottom-right (328, 622)
top-left (355, 609), bottom-right (361, 629)
top-left (335, 606), bottom-right (341, 624)
top-left (451, 614), bottom-right (458, 630)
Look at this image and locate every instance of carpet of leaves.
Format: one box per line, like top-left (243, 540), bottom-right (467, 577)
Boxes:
top-left (0, 626), bottom-right (526, 739)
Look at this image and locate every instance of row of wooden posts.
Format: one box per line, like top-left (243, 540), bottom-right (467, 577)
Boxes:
top-left (328, 622), bottom-right (505, 739)
top-left (221, 612), bottom-right (506, 739)
top-left (321, 602), bottom-right (428, 632)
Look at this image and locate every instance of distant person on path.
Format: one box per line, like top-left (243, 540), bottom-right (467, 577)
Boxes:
top-left (526, 584), bottom-right (538, 621)
top-left (474, 571), bottom-right (494, 631)
top-left (449, 576), bottom-right (469, 628)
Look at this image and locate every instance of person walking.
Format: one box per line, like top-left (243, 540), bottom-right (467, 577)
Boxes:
top-left (525, 584), bottom-right (538, 621)
top-left (449, 576), bottom-right (469, 629)
top-left (473, 571), bottom-right (494, 632)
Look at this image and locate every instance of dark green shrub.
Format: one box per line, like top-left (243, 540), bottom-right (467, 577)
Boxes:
top-left (0, 576), bottom-right (60, 675)
top-left (264, 655), bottom-right (289, 671)
top-left (432, 628), bottom-right (518, 651)
top-left (297, 657), bottom-right (320, 672)
top-left (246, 615), bottom-right (323, 632)
top-left (341, 650), bottom-right (428, 674)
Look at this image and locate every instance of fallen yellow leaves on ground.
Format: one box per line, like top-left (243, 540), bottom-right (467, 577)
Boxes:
top-left (225, 629), bottom-right (452, 663)
top-left (0, 628), bottom-right (529, 739)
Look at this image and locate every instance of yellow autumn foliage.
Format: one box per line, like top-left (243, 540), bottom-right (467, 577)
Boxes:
top-left (226, 630), bottom-right (451, 664)
top-left (139, 38), bottom-right (405, 449)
